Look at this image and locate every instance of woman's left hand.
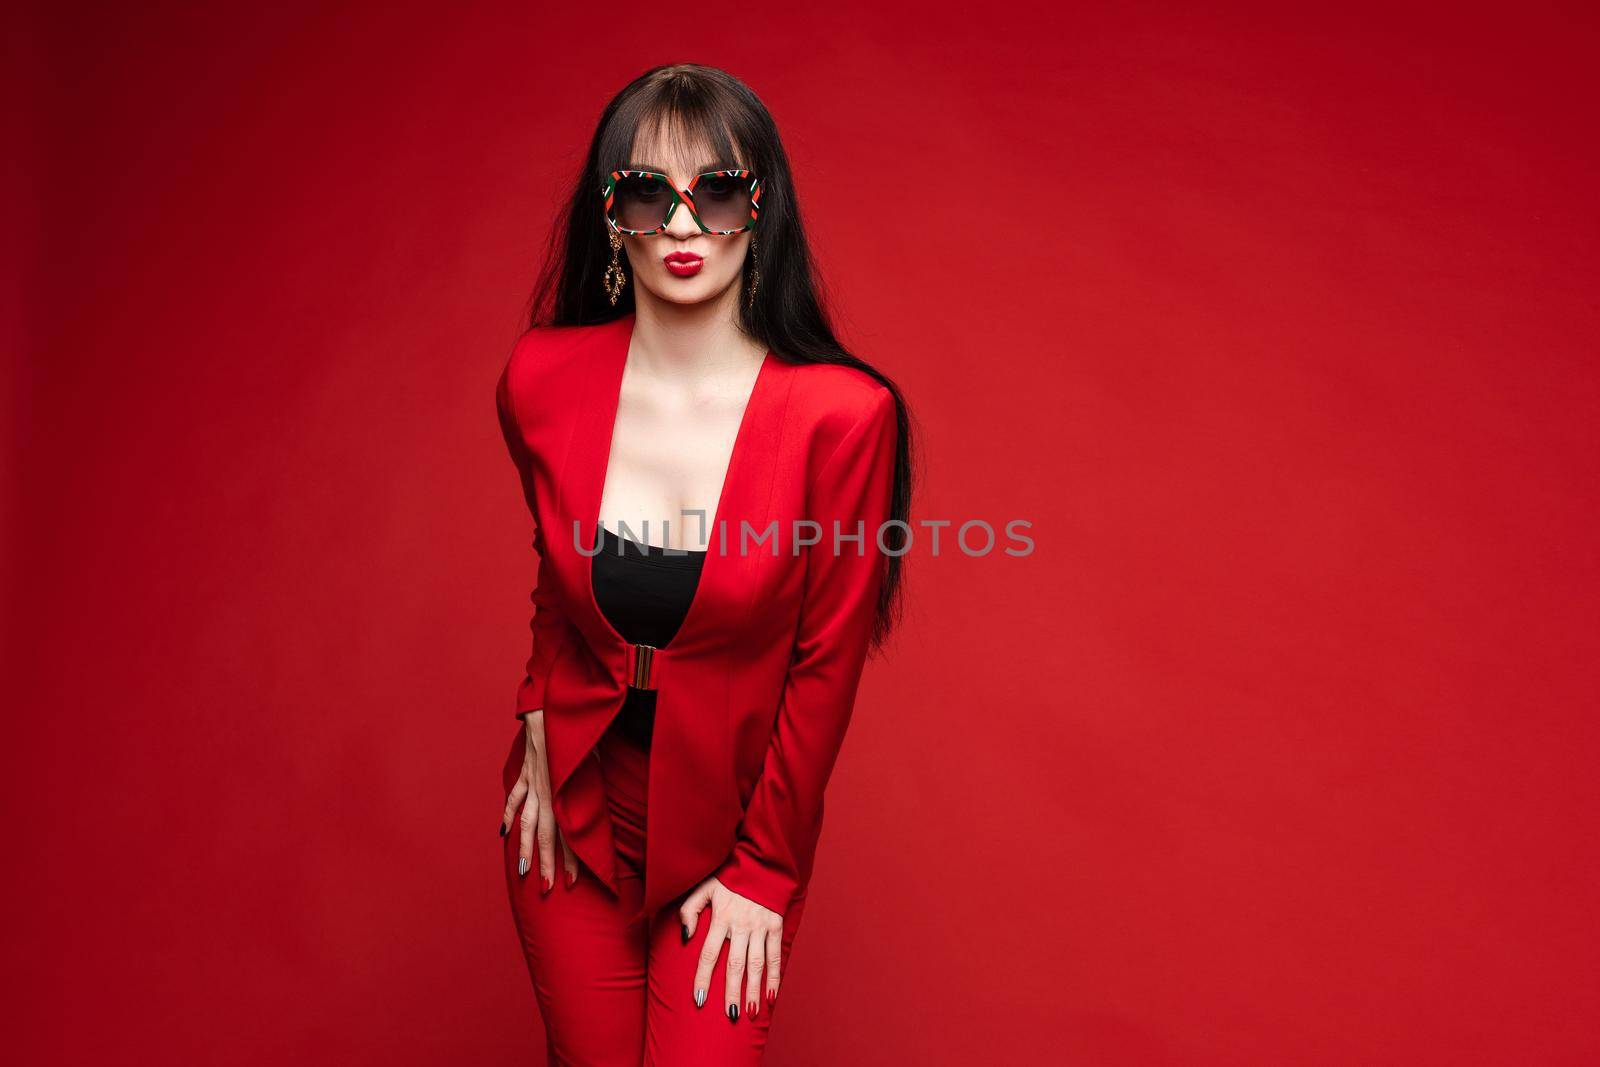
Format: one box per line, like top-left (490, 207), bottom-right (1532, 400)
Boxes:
top-left (679, 876), bottom-right (783, 1022)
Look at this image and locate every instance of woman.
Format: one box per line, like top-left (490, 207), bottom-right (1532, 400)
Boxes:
top-left (493, 63), bottom-right (913, 1064)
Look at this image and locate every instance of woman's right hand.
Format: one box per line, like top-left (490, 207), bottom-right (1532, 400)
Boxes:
top-left (500, 709), bottom-right (579, 892)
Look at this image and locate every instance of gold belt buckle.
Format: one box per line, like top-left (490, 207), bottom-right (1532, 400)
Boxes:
top-left (628, 643), bottom-right (658, 690)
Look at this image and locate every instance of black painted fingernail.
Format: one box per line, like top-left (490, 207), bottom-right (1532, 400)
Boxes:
top-left (499, 821), bottom-right (508, 838)
top-left (727, 1003), bottom-right (739, 1023)
top-left (681, 923), bottom-right (691, 944)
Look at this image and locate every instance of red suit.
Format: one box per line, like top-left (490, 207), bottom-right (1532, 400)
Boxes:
top-left (494, 312), bottom-right (896, 1060)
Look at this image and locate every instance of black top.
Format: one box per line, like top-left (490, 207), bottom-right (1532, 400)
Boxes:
top-left (591, 526), bottom-right (706, 749)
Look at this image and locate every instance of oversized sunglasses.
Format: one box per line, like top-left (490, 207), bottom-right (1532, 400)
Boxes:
top-left (601, 169), bottom-right (763, 236)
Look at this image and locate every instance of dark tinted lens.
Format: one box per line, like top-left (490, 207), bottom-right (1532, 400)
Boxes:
top-left (691, 173), bottom-right (755, 231)
top-left (613, 174), bottom-right (673, 231)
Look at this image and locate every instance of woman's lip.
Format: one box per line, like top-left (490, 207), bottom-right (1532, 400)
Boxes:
top-left (664, 255), bottom-right (703, 277)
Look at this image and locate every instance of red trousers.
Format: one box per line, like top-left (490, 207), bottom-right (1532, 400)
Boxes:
top-left (501, 722), bottom-right (810, 1065)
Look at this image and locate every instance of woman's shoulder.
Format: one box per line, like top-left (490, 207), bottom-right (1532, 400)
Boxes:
top-left (783, 358), bottom-right (895, 435)
top-left (784, 358), bottom-right (891, 411)
top-left (498, 319), bottom-right (621, 421)
top-left (504, 320), bottom-right (614, 381)
top-left (779, 359), bottom-right (897, 478)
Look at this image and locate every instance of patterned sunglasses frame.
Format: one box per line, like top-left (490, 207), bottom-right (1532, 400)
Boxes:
top-left (600, 169), bottom-right (763, 237)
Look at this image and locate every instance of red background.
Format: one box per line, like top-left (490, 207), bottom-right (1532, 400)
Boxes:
top-left (9, 3), bottom-right (1598, 1063)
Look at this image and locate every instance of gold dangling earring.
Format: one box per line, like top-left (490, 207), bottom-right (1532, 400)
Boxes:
top-left (604, 230), bottom-right (627, 306)
top-left (745, 233), bottom-right (760, 311)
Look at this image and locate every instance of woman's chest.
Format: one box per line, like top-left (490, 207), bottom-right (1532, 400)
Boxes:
top-left (597, 394), bottom-right (748, 549)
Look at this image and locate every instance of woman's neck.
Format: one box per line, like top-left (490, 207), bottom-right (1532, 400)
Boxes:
top-left (628, 288), bottom-right (766, 381)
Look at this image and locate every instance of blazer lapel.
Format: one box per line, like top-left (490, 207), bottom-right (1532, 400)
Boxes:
top-left (536, 311), bottom-right (795, 921)
top-left (637, 356), bottom-right (793, 922)
top-left (519, 318), bottom-right (629, 899)
top-left (554, 314), bottom-right (633, 653)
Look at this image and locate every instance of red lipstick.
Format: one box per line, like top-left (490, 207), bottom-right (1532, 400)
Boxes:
top-left (663, 251), bottom-right (703, 277)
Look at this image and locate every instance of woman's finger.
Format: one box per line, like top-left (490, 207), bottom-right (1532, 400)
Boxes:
top-left (693, 913), bottom-right (729, 1010)
top-left (558, 828), bottom-right (578, 889)
top-left (534, 785), bottom-right (556, 893)
top-left (515, 716), bottom-right (556, 893)
top-left (764, 922), bottom-right (783, 1007)
top-left (678, 880), bottom-right (714, 941)
top-left (500, 773), bottom-right (527, 840)
top-left (512, 726), bottom-right (538, 874)
top-left (743, 927), bottom-right (766, 1019)
top-left (517, 788), bottom-right (538, 881)
top-left (724, 926), bottom-right (750, 1022)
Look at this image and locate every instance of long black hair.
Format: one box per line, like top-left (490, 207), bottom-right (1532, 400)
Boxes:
top-left (526, 63), bottom-right (914, 653)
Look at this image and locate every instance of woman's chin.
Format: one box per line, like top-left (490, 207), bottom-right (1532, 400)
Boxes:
top-left (640, 275), bottom-right (733, 306)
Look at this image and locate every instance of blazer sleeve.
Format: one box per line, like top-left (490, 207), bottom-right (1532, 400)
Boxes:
top-left (495, 358), bottom-right (574, 721)
top-left (713, 385), bottom-right (898, 915)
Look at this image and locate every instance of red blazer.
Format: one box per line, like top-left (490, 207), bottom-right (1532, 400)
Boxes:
top-left (494, 312), bottom-right (896, 927)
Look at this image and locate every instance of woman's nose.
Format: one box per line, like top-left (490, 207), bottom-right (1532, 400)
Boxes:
top-left (664, 194), bottom-right (701, 239)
